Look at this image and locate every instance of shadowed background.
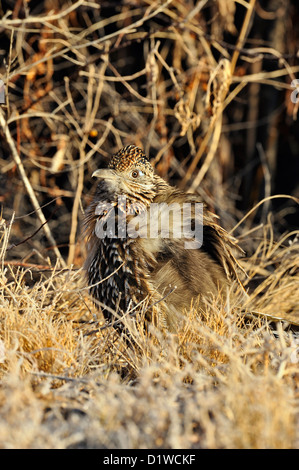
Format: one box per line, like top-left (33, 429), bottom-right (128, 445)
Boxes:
top-left (0, 0), bottom-right (298, 269)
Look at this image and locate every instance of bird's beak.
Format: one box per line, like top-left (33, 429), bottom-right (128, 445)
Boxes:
top-left (92, 169), bottom-right (117, 181)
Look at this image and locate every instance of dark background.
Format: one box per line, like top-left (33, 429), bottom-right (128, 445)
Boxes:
top-left (0, 0), bottom-right (298, 266)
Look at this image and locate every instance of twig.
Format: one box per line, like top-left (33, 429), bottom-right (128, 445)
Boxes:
top-left (0, 109), bottom-right (66, 267)
top-left (0, 0), bottom-right (88, 26)
top-left (230, 195), bottom-right (299, 235)
top-left (256, 143), bottom-right (271, 223)
top-left (2, 260), bottom-right (68, 270)
top-left (29, 370), bottom-right (93, 384)
top-left (6, 206), bottom-right (59, 251)
top-left (7, 0), bottom-right (173, 81)
top-left (230, 0), bottom-right (257, 75)
top-left (67, 54), bottom-right (109, 265)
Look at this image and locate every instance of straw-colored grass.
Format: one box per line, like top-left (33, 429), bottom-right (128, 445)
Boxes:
top-left (0, 216), bottom-right (298, 449)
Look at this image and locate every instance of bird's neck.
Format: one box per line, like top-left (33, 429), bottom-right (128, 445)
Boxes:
top-left (83, 175), bottom-right (170, 243)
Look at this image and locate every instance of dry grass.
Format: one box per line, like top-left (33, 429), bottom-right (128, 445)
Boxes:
top-left (0, 216), bottom-right (298, 449)
top-left (0, 0), bottom-right (299, 449)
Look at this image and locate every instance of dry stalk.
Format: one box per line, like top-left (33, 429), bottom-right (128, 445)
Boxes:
top-left (0, 109), bottom-right (66, 267)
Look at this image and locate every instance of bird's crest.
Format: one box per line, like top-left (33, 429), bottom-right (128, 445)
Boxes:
top-left (108, 145), bottom-right (154, 175)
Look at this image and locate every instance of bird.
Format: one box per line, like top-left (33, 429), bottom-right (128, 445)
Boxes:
top-left (83, 144), bottom-right (243, 334)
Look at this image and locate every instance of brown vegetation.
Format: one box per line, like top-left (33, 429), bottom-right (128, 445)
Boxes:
top-left (0, 0), bottom-right (298, 449)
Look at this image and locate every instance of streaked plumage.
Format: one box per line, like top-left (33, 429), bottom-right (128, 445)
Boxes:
top-left (83, 145), bottom-right (243, 333)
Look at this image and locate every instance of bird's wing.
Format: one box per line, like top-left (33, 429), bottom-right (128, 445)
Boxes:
top-left (152, 189), bottom-right (246, 286)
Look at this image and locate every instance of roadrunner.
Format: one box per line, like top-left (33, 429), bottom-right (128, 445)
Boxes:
top-left (83, 145), bottom-right (243, 333)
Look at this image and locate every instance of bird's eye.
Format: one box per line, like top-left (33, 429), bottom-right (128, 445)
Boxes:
top-left (131, 170), bottom-right (143, 178)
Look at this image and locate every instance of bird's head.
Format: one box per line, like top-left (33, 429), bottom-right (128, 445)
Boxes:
top-left (92, 145), bottom-right (165, 204)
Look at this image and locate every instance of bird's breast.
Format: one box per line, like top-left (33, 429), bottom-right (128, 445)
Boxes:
top-left (87, 233), bottom-right (153, 314)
